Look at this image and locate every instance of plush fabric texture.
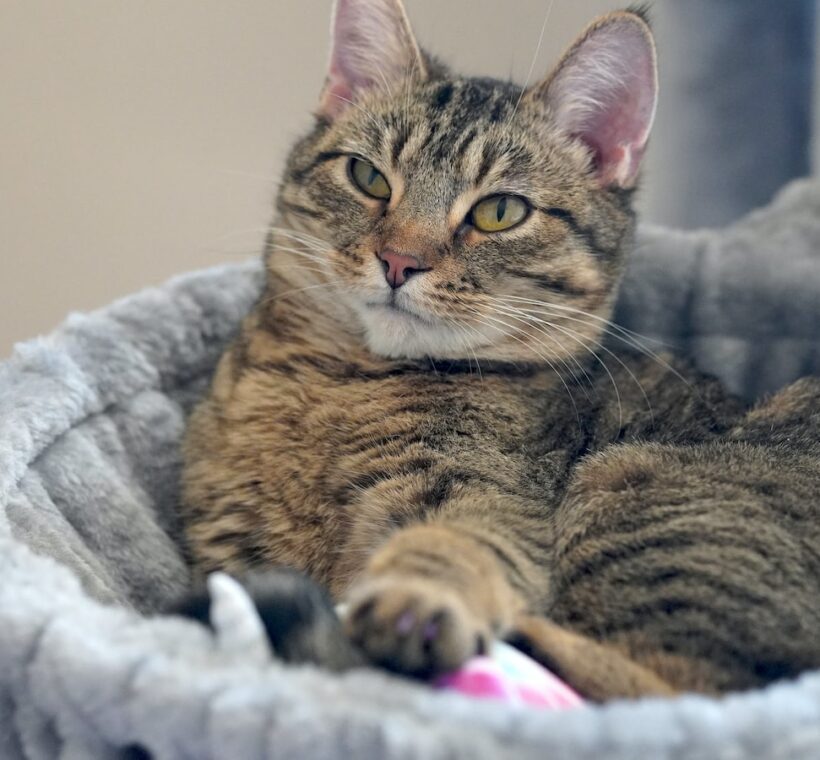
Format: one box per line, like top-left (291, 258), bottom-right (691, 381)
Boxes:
top-left (1, 178), bottom-right (820, 759)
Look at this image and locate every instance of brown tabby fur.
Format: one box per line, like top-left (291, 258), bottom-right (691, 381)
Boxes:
top-left (180, 4), bottom-right (820, 699)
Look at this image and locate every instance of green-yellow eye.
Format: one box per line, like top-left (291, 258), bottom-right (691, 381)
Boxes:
top-left (349, 158), bottom-right (391, 200)
top-left (470, 195), bottom-right (529, 233)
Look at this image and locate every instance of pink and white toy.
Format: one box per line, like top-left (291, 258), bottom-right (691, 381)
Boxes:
top-left (436, 641), bottom-right (585, 709)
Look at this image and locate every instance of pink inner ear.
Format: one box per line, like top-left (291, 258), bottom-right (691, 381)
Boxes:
top-left (581, 72), bottom-right (654, 187)
top-left (547, 18), bottom-right (657, 189)
top-left (318, 0), bottom-right (424, 121)
top-left (321, 66), bottom-right (357, 119)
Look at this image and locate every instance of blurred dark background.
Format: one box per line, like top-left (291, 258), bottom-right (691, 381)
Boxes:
top-left (648, 0), bottom-right (816, 228)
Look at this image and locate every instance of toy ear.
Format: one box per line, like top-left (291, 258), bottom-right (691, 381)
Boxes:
top-left (529, 11), bottom-right (658, 188)
top-left (318, 0), bottom-right (426, 120)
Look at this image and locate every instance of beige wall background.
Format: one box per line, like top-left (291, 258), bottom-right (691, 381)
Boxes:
top-left (2, 0), bottom-right (666, 357)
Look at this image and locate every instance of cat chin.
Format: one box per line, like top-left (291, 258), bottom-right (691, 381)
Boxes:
top-left (358, 304), bottom-right (477, 361)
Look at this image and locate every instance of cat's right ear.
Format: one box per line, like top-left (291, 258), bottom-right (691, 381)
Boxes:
top-left (318, 0), bottom-right (426, 120)
top-left (528, 11), bottom-right (658, 189)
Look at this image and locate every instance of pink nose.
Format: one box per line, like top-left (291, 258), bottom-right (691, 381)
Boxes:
top-left (377, 250), bottom-right (428, 289)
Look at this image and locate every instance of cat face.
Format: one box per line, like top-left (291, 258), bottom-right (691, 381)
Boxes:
top-left (271, 0), bottom-right (657, 364)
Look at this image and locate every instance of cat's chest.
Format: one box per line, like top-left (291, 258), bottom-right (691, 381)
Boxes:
top-left (227, 358), bottom-right (539, 499)
top-left (236, 362), bottom-right (457, 450)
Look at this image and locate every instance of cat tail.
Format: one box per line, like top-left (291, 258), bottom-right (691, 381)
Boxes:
top-left (506, 615), bottom-right (677, 702)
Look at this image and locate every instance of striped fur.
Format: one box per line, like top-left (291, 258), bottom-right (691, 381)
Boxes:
top-left (180, 4), bottom-right (820, 696)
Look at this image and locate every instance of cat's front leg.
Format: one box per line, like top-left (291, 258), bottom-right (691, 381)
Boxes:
top-left (344, 520), bottom-right (539, 677)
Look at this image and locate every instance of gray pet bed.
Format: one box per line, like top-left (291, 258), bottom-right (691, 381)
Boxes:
top-left (2, 179), bottom-right (820, 759)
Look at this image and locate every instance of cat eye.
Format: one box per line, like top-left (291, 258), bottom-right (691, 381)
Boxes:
top-left (349, 158), bottom-right (392, 200)
top-left (470, 195), bottom-right (529, 233)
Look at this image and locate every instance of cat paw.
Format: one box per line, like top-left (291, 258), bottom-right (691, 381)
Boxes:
top-left (344, 576), bottom-right (491, 678)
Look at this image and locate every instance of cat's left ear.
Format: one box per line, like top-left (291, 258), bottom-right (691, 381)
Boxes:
top-left (319, 0), bottom-right (426, 120)
top-left (529, 10), bottom-right (658, 189)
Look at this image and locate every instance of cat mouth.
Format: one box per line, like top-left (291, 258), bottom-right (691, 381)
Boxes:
top-left (364, 299), bottom-right (438, 327)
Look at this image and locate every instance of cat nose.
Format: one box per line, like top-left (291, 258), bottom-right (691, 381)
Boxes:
top-left (377, 250), bottom-right (430, 289)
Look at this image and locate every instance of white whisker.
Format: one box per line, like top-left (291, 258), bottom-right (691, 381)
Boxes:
top-left (510, 0), bottom-right (556, 121)
top-left (498, 294), bottom-right (665, 351)
top-left (497, 294), bottom-right (690, 388)
top-left (449, 318), bottom-right (485, 381)
top-left (490, 297), bottom-right (662, 424)
top-left (474, 306), bottom-right (593, 404)
top-left (269, 245), bottom-right (327, 264)
top-left (487, 300), bottom-right (625, 426)
top-left (257, 279), bottom-right (347, 307)
top-left (268, 226), bottom-right (333, 253)
top-left (330, 93), bottom-right (382, 132)
top-left (467, 310), bottom-right (582, 426)
top-left (486, 302), bottom-right (594, 382)
top-left (269, 263), bottom-right (328, 278)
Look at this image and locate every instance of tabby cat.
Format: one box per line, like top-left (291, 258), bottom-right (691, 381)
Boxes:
top-left (179, 0), bottom-right (820, 700)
